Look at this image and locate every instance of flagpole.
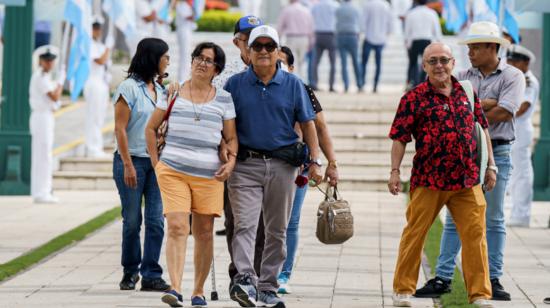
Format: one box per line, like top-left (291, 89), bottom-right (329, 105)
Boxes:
top-left (58, 21), bottom-right (71, 87)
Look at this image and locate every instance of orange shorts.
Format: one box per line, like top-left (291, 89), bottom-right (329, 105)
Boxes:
top-left (155, 161), bottom-right (224, 216)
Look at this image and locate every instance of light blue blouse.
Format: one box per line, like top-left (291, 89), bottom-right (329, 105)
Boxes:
top-left (112, 77), bottom-right (165, 157)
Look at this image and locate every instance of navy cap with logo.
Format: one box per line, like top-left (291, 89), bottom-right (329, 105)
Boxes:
top-left (234, 15), bottom-right (263, 35)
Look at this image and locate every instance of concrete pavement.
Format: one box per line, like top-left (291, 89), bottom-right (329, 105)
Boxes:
top-left (0, 190), bottom-right (435, 308)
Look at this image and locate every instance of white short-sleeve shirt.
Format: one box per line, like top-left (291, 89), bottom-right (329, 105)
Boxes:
top-left (29, 69), bottom-right (57, 112)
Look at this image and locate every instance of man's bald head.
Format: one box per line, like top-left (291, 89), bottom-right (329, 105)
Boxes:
top-left (422, 42), bottom-right (455, 85)
top-left (423, 42), bottom-right (453, 60)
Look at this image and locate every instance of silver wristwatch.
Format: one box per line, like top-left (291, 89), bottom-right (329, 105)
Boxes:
top-left (311, 158), bottom-right (323, 167)
top-left (487, 165), bottom-right (498, 174)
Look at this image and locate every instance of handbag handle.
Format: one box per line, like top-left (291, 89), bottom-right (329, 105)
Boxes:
top-left (316, 183), bottom-right (340, 201)
top-left (163, 92), bottom-right (178, 122)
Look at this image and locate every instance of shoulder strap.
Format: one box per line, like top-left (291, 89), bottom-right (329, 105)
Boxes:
top-left (163, 93), bottom-right (178, 121)
top-left (459, 80), bottom-right (475, 112)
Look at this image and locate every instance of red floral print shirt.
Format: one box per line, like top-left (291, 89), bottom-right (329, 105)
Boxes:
top-left (389, 77), bottom-right (489, 191)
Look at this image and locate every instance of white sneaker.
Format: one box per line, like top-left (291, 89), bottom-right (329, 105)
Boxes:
top-left (472, 298), bottom-right (494, 307)
top-left (34, 195), bottom-right (59, 204)
top-left (392, 293), bottom-right (412, 307)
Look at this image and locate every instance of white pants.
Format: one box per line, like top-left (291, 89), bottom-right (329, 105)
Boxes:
top-left (176, 24), bottom-right (192, 83)
top-left (84, 77), bottom-right (109, 157)
top-left (285, 36), bottom-right (309, 81)
top-left (30, 111), bottom-right (54, 199)
top-left (239, 0), bottom-right (262, 16)
top-left (510, 125), bottom-right (534, 223)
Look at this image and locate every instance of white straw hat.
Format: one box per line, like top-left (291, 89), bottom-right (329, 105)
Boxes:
top-left (459, 21), bottom-right (510, 47)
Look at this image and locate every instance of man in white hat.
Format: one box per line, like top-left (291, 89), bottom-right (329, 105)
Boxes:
top-left (506, 45), bottom-right (539, 227)
top-left (224, 25), bottom-right (322, 308)
top-left (83, 16), bottom-right (111, 158)
top-left (29, 47), bottom-right (64, 203)
top-left (416, 21), bottom-right (525, 301)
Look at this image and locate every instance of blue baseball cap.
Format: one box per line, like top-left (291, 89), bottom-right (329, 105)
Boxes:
top-left (234, 15), bottom-right (263, 35)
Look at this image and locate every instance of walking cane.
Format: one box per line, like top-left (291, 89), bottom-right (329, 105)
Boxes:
top-left (210, 257), bottom-right (219, 300)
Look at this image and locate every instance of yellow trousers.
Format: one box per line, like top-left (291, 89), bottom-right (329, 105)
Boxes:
top-left (393, 185), bottom-right (491, 302)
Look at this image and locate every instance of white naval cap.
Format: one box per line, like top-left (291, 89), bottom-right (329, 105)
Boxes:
top-left (507, 44), bottom-right (536, 63)
top-left (92, 14), bottom-right (105, 25)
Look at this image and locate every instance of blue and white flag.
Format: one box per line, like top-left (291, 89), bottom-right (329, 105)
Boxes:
top-left (485, 0), bottom-right (520, 43)
top-left (192, 0), bottom-right (206, 21)
top-left (102, 0), bottom-right (137, 39)
top-left (443, 0), bottom-right (468, 33)
top-left (64, 0), bottom-right (92, 101)
top-left (155, 0), bottom-right (171, 23)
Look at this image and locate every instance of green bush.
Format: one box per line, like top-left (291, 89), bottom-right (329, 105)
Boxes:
top-left (440, 17), bottom-right (455, 36)
top-left (197, 10), bottom-right (242, 32)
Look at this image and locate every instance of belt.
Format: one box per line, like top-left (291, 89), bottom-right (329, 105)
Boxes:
top-left (238, 148), bottom-right (273, 160)
top-left (248, 150), bottom-right (272, 159)
top-left (491, 139), bottom-right (513, 146)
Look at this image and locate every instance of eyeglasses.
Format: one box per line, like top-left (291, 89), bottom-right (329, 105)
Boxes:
top-left (426, 57), bottom-right (453, 66)
top-left (250, 42), bottom-right (278, 53)
top-left (192, 56), bottom-right (217, 68)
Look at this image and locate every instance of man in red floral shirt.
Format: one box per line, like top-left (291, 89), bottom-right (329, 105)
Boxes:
top-left (388, 42), bottom-right (497, 308)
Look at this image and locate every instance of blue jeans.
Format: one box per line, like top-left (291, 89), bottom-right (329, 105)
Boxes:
top-left (306, 50), bottom-right (314, 87)
top-left (113, 152), bottom-right (164, 279)
top-left (280, 170), bottom-right (309, 278)
top-left (361, 40), bottom-right (384, 91)
top-left (436, 144), bottom-right (512, 280)
top-left (337, 34), bottom-right (363, 91)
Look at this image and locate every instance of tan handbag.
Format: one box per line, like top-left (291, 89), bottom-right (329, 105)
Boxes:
top-left (316, 185), bottom-right (354, 244)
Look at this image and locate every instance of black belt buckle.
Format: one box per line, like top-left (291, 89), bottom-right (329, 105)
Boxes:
top-left (248, 150), bottom-right (271, 160)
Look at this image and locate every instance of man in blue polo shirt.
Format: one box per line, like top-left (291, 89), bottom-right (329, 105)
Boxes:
top-left (224, 25), bottom-right (323, 308)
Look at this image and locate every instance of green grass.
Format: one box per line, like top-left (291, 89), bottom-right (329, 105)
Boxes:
top-left (424, 214), bottom-right (475, 307)
top-left (0, 206), bottom-right (120, 282)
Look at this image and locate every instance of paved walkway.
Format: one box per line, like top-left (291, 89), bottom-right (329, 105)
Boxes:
top-left (0, 190), bottom-right (435, 308)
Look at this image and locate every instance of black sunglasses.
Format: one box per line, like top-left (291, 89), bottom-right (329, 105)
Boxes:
top-left (250, 42), bottom-right (278, 53)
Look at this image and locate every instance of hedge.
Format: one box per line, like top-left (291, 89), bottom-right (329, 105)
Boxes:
top-left (197, 10), bottom-right (242, 32)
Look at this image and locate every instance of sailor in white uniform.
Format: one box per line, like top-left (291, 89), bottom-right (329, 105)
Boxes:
top-left (84, 16), bottom-right (110, 158)
top-left (174, 0), bottom-right (195, 82)
top-left (29, 47), bottom-right (63, 204)
top-left (506, 44), bottom-right (540, 227)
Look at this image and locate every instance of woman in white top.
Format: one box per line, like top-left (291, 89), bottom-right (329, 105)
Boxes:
top-left (146, 42), bottom-right (238, 308)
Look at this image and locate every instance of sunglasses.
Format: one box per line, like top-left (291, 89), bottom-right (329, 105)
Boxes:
top-left (426, 57), bottom-right (453, 66)
top-left (250, 42), bottom-right (278, 53)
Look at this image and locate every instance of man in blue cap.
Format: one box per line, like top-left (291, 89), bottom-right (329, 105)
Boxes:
top-left (212, 15), bottom-right (265, 291)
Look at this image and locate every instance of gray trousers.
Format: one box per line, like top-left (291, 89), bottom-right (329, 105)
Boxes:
top-left (228, 157), bottom-right (298, 292)
top-left (312, 32), bottom-right (337, 89)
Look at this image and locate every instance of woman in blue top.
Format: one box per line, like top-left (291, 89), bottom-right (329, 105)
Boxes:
top-left (112, 38), bottom-right (171, 292)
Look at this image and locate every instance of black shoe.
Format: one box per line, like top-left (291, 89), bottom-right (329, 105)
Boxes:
top-left (215, 228), bottom-right (227, 236)
top-left (119, 273), bottom-right (139, 290)
top-left (414, 277), bottom-right (451, 298)
top-left (543, 296), bottom-right (550, 304)
top-left (491, 278), bottom-right (511, 301)
top-left (141, 277), bottom-right (171, 292)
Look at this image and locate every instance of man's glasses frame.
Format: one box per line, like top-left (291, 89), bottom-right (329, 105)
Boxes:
top-left (426, 57), bottom-right (453, 66)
